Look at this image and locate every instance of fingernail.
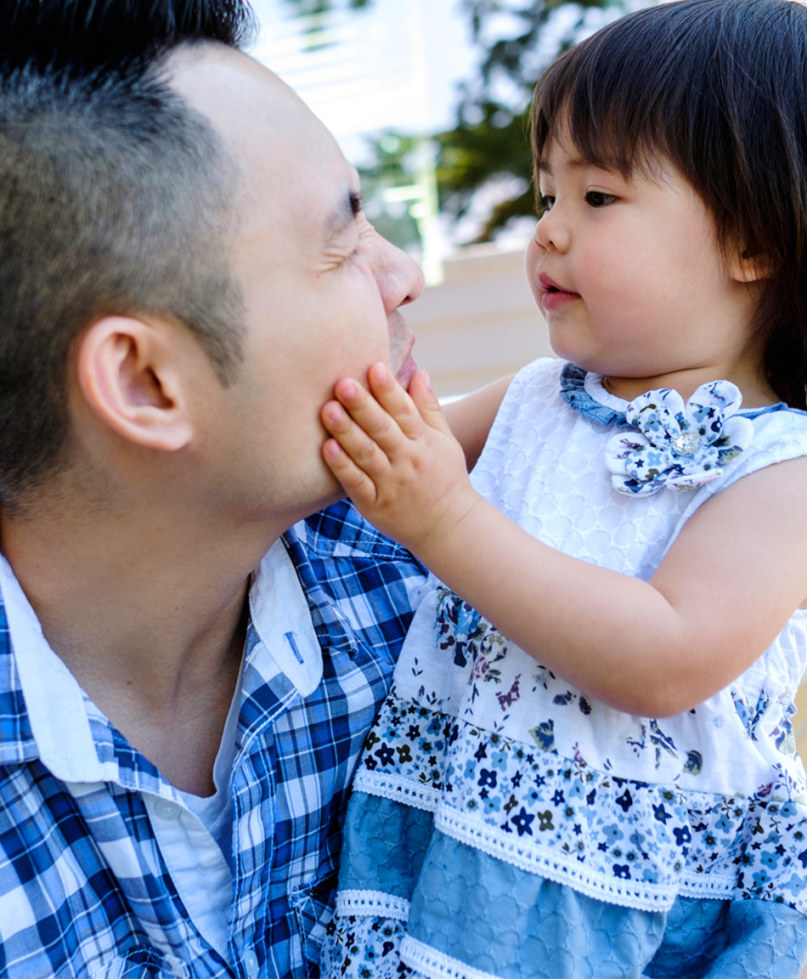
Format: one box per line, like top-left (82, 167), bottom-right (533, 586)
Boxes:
top-left (371, 362), bottom-right (389, 383)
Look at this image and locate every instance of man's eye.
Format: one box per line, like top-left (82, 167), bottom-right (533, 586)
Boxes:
top-left (585, 190), bottom-right (618, 207)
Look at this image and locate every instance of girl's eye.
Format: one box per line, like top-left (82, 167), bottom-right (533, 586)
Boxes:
top-left (585, 190), bottom-right (618, 207)
top-left (537, 194), bottom-right (555, 214)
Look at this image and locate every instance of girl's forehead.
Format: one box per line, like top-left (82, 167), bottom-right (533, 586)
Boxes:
top-left (535, 128), bottom-right (575, 170)
top-left (535, 111), bottom-right (670, 184)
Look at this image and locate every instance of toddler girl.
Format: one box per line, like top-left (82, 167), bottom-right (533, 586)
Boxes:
top-left (319, 1), bottom-right (807, 975)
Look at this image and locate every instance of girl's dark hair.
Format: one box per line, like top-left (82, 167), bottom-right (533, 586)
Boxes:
top-left (532, 0), bottom-right (807, 408)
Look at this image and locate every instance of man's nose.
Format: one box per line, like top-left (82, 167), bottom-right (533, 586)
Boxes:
top-left (374, 233), bottom-right (425, 310)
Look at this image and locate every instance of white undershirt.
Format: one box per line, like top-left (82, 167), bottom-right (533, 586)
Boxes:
top-left (145, 681), bottom-right (241, 960)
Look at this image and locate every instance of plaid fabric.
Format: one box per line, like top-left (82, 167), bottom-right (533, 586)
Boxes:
top-left (0, 501), bottom-right (425, 978)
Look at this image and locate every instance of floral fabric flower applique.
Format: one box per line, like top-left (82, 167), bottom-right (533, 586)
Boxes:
top-left (605, 380), bottom-right (754, 496)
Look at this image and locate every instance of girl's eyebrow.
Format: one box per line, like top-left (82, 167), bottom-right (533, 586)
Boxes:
top-left (538, 156), bottom-right (595, 177)
top-left (539, 156), bottom-right (632, 183)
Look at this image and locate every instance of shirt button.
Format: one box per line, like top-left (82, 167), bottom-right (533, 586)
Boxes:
top-left (153, 799), bottom-right (176, 820)
top-left (242, 949), bottom-right (259, 976)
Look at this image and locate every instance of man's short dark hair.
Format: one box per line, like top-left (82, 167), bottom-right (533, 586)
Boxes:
top-left (2, 0), bottom-right (257, 74)
top-left (0, 2), bottom-right (257, 512)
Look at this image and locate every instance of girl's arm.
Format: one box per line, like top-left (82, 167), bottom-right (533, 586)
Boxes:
top-left (321, 363), bottom-right (807, 717)
top-left (442, 374), bottom-right (512, 470)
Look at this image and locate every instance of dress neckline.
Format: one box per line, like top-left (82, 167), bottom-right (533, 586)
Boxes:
top-left (558, 361), bottom-right (788, 427)
top-left (559, 363), bottom-right (632, 428)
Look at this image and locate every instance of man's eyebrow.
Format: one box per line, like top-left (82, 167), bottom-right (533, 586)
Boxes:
top-left (324, 190), bottom-right (362, 244)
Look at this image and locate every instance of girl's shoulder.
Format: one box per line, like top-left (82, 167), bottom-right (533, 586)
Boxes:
top-left (721, 400), bottom-right (807, 487)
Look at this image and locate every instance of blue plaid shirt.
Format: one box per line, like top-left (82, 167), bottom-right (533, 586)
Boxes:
top-left (0, 501), bottom-right (425, 978)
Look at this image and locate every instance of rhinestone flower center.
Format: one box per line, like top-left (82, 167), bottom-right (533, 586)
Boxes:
top-left (672, 432), bottom-right (701, 456)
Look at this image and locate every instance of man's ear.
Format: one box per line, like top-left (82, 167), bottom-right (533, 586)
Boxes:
top-left (75, 316), bottom-right (195, 451)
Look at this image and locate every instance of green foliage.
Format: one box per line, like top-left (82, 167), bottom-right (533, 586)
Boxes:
top-left (427, 0), bottom-right (627, 241)
top-left (279, 0), bottom-right (370, 15)
top-left (433, 101), bottom-right (534, 243)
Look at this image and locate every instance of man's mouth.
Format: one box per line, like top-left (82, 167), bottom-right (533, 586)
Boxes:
top-left (395, 346), bottom-right (418, 390)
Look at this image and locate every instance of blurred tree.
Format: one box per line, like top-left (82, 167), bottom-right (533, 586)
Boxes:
top-left (279, 0), bottom-right (369, 14)
top-left (279, 0), bottom-right (627, 244)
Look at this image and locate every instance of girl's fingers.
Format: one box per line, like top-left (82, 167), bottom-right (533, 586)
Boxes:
top-left (321, 400), bottom-right (393, 481)
top-left (363, 363), bottom-right (423, 440)
top-left (331, 370), bottom-right (419, 456)
top-left (321, 438), bottom-right (379, 505)
top-left (366, 364), bottom-right (456, 442)
top-left (407, 370), bottom-right (455, 438)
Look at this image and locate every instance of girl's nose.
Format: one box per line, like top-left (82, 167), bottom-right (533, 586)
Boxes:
top-left (534, 205), bottom-right (571, 253)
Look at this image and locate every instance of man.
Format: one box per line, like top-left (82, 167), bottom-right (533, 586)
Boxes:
top-left (0, 2), bottom-right (426, 975)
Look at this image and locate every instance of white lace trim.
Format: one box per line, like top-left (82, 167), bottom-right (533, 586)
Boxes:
top-left (353, 769), bottom-right (440, 813)
top-left (678, 875), bottom-right (740, 901)
top-left (334, 888), bottom-right (411, 922)
top-left (401, 935), bottom-right (504, 979)
top-left (435, 804), bottom-right (730, 913)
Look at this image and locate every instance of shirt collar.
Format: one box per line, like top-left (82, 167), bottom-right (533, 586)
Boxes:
top-left (247, 537), bottom-right (322, 697)
top-left (0, 552), bottom-right (111, 781)
top-left (0, 538), bottom-right (322, 783)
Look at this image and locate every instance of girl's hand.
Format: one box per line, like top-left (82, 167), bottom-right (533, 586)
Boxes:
top-left (321, 362), bottom-right (483, 555)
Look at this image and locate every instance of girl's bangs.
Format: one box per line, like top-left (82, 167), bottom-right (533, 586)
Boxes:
top-left (530, 8), bottom-right (707, 179)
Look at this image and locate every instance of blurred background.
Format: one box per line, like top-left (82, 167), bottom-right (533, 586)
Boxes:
top-left (247, 0), bottom-right (807, 758)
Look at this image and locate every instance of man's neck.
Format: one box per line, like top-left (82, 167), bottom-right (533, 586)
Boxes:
top-left (0, 504), bottom-right (273, 795)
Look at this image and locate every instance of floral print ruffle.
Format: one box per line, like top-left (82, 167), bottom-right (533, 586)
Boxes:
top-left (324, 586), bottom-right (807, 976)
top-left (348, 589), bottom-right (807, 914)
top-left (604, 380), bottom-right (754, 496)
top-left (322, 913), bottom-right (411, 979)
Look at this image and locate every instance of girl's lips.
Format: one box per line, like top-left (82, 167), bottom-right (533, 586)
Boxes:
top-left (541, 289), bottom-right (580, 312)
top-left (538, 271), bottom-right (576, 296)
top-left (538, 272), bottom-right (580, 312)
